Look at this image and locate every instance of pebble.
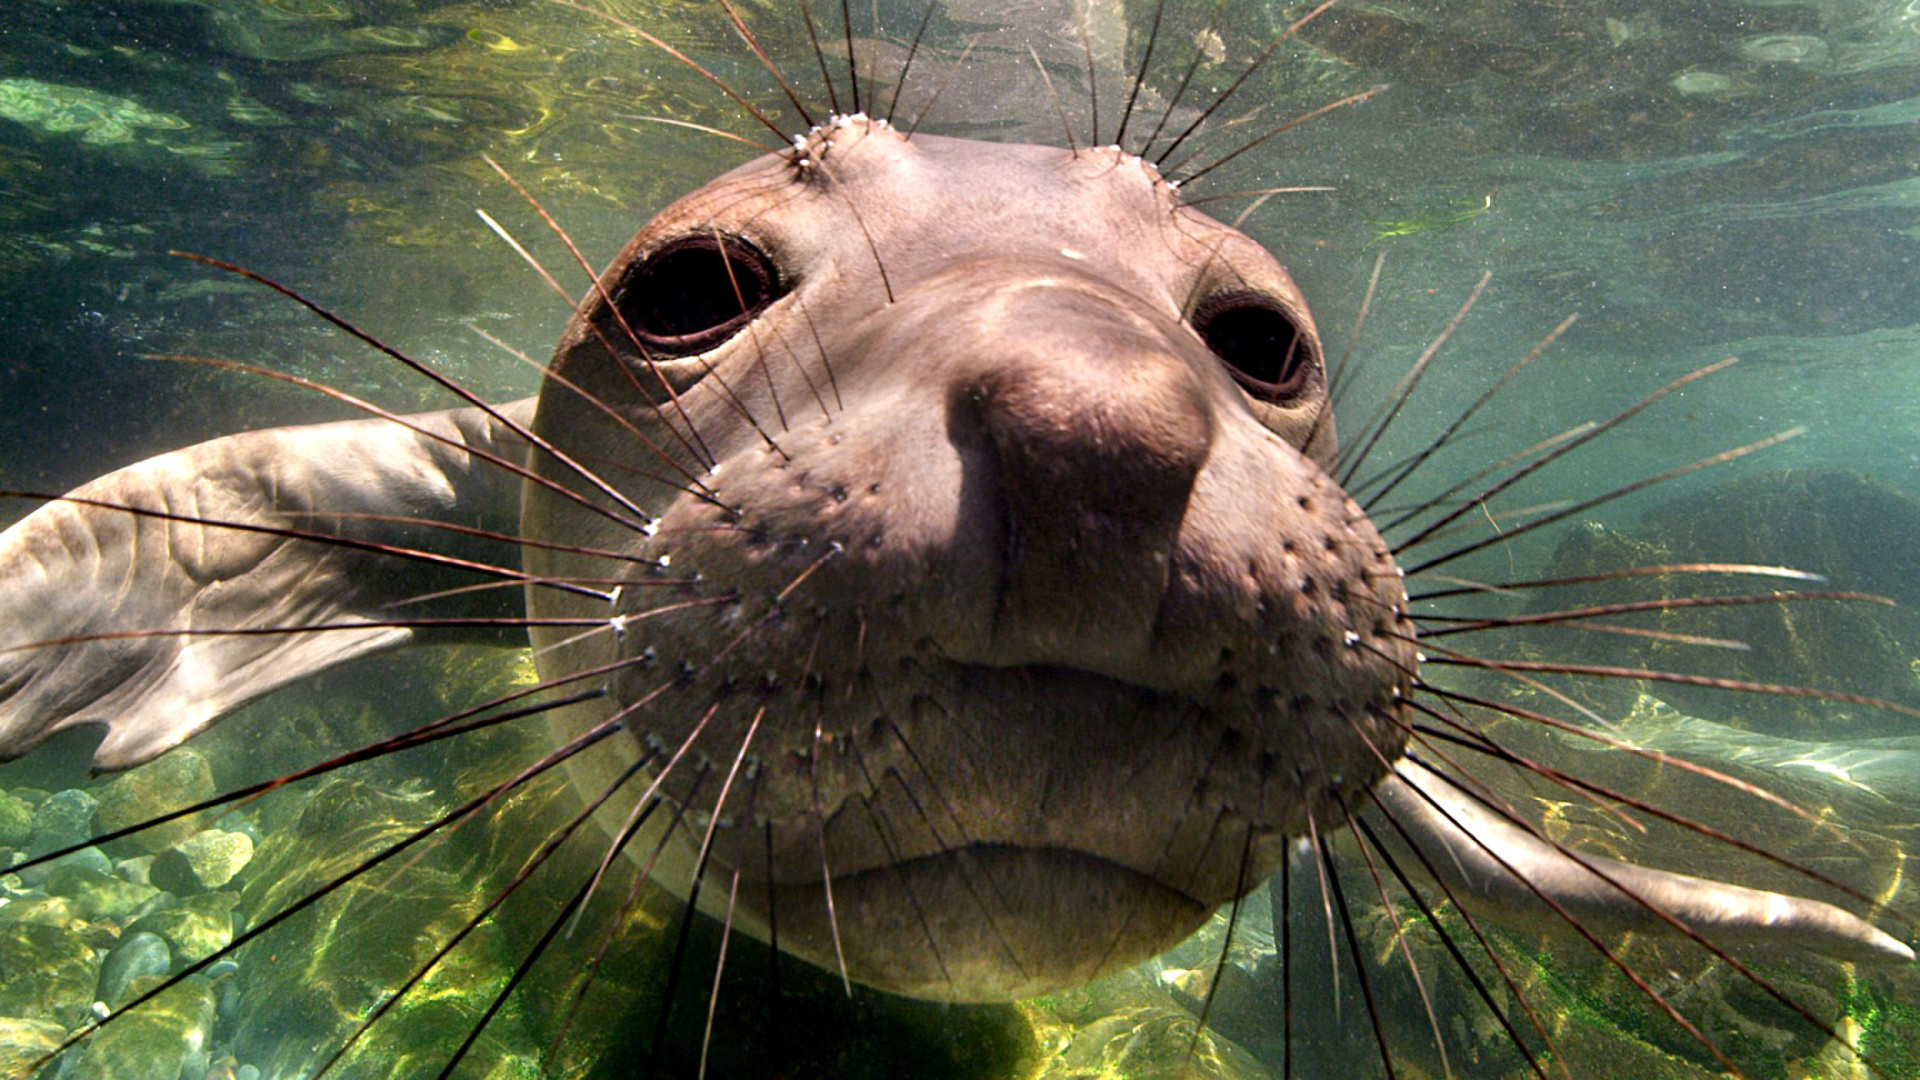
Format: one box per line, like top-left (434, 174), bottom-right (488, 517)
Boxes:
top-left (97, 931), bottom-right (173, 1010)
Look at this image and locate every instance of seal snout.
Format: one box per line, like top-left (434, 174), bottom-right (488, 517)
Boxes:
top-left (944, 276), bottom-right (1215, 671)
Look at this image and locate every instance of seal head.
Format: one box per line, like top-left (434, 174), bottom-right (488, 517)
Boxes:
top-left (523, 117), bottom-right (1417, 1000)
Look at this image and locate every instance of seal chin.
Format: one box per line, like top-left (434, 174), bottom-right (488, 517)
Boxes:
top-left (771, 843), bottom-right (1216, 1002)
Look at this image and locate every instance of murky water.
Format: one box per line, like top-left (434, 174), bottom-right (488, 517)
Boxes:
top-left (3, 1), bottom-right (1920, 1077)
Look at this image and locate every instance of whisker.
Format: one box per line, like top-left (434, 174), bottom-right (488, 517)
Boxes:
top-left (1380, 422), bottom-right (1597, 538)
top-left (1392, 357), bottom-right (1740, 559)
top-left (1395, 756), bottom-right (1745, 1076)
top-left (1403, 426), bottom-right (1807, 577)
top-left (1416, 589), bottom-right (1890, 640)
top-left (1152, 0), bottom-right (1344, 167)
top-left (477, 158), bottom-right (723, 475)
top-left (797, 0), bottom-right (843, 115)
top-left (553, 0), bottom-right (790, 142)
top-left (149, 348), bottom-right (672, 531)
top-left (310, 748), bottom-right (651, 1078)
top-left (904, 32), bottom-right (983, 139)
top-left (882, 2), bottom-right (937, 127)
top-left (716, 0), bottom-right (815, 130)
top-left (1030, 45), bottom-right (1080, 154)
top-left (1138, 0), bottom-right (1228, 159)
top-left (1349, 722), bottom-right (1571, 1080)
top-left (698, 866), bottom-right (745, 1080)
top-left (1113, 0), bottom-right (1166, 150)
top-left (1336, 793), bottom-right (1451, 1080)
top-left (1171, 85), bottom-right (1387, 186)
top-left (1335, 272), bottom-right (1492, 487)
top-left (1408, 561), bottom-right (1828, 603)
top-left (28, 714), bottom-right (627, 1073)
top-left (171, 251), bottom-right (659, 529)
top-left (1358, 313), bottom-right (1577, 511)
top-left (1186, 825), bottom-right (1253, 1060)
top-left (1326, 248), bottom-right (1387, 419)
top-left (1077, 1), bottom-right (1100, 146)
top-left (1318, 821), bottom-right (1398, 1079)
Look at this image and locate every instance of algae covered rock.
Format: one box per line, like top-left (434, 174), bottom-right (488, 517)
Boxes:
top-left (128, 890), bottom-right (239, 966)
top-left (150, 829), bottom-right (254, 895)
top-left (0, 790), bottom-right (31, 850)
top-left (0, 1016), bottom-right (65, 1079)
top-left (66, 978), bottom-right (217, 1080)
top-left (93, 747), bottom-right (216, 856)
top-left (0, 920), bottom-right (100, 1027)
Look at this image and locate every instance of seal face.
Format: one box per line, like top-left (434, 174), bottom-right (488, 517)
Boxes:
top-left (523, 117), bottom-right (1418, 1000)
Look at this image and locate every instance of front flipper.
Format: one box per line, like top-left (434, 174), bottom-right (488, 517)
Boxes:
top-left (0, 400), bottom-right (536, 769)
top-left (1373, 757), bottom-right (1914, 964)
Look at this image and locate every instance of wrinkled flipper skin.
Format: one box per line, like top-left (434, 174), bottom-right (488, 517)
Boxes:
top-left (0, 399), bottom-right (535, 769)
top-left (1377, 758), bottom-right (1915, 964)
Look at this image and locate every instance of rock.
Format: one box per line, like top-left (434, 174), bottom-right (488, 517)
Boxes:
top-left (44, 864), bottom-right (162, 921)
top-left (93, 748), bottom-right (216, 856)
top-left (150, 830), bottom-right (254, 895)
top-left (14, 843), bottom-right (112, 889)
top-left (97, 931), bottom-right (173, 1010)
top-left (0, 920), bottom-right (100, 1026)
top-left (66, 976), bottom-right (216, 1080)
top-left (115, 854), bottom-right (155, 886)
top-left (128, 892), bottom-right (238, 964)
top-left (0, 895), bottom-right (78, 928)
top-left (0, 1016), bottom-right (66, 1079)
top-left (0, 790), bottom-right (31, 849)
top-left (25, 789), bottom-right (97, 861)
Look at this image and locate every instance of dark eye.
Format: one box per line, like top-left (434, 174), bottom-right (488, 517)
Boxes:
top-left (1192, 291), bottom-right (1316, 403)
top-left (603, 233), bottom-right (783, 357)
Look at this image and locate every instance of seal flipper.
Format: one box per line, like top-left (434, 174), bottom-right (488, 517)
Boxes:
top-left (0, 399), bottom-right (535, 769)
top-left (1374, 757), bottom-right (1915, 964)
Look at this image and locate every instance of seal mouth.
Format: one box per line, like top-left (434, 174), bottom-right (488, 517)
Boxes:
top-left (766, 842), bottom-right (1219, 1002)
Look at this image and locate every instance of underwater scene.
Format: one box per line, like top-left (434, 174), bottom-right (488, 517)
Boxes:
top-left (3, 0), bottom-right (1920, 1077)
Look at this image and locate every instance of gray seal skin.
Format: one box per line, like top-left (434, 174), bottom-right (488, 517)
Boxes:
top-left (0, 114), bottom-right (1908, 1012)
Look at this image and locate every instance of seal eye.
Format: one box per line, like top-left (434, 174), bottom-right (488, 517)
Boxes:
top-left (1193, 291), bottom-right (1316, 403)
top-left (606, 233), bottom-right (783, 357)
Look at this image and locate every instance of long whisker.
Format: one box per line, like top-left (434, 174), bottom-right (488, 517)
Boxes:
top-left (173, 252), bottom-right (659, 530)
top-left (1392, 357), bottom-right (1739, 558)
top-left (1357, 314), bottom-right (1577, 511)
top-left (0, 488), bottom-right (611, 602)
top-left (28, 714), bottom-right (628, 1073)
top-left (1336, 793), bottom-right (1452, 1079)
top-left (553, 0), bottom-right (791, 142)
top-left (1153, 0), bottom-right (1344, 166)
top-left (1336, 272), bottom-right (1492, 486)
top-left (1402, 426), bottom-right (1807, 576)
top-left (1113, 0), bottom-right (1167, 151)
top-left (882, 2), bottom-right (938, 127)
top-left (716, 0), bottom-right (815, 130)
top-left (1318, 821), bottom-right (1398, 1078)
top-left (1171, 85), bottom-right (1387, 186)
top-left (476, 157), bottom-right (722, 474)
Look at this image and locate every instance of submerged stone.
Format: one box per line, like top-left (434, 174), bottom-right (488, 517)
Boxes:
top-left (150, 829), bottom-right (254, 895)
top-left (128, 891), bottom-right (239, 965)
top-left (0, 920), bottom-right (100, 1027)
top-left (97, 930), bottom-right (173, 1011)
top-left (0, 790), bottom-right (30, 849)
top-left (94, 747), bottom-right (216, 857)
top-left (43, 863), bottom-right (162, 922)
top-left (25, 789), bottom-right (96, 860)
top-left (0, 1016), bottom-right (65, 1079)
top-left (66, 977), bottom-right (216, 1080)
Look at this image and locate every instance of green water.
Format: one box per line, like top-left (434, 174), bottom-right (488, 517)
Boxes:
top-left (2, 1), bottom-right (1919, 1077)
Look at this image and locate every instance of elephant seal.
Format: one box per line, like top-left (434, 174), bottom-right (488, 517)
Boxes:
top-left (0, 11), bottom-right (1911, 1076)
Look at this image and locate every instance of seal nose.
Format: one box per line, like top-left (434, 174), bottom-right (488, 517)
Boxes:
top-left (948, 277), bottom-right (1214, 671)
